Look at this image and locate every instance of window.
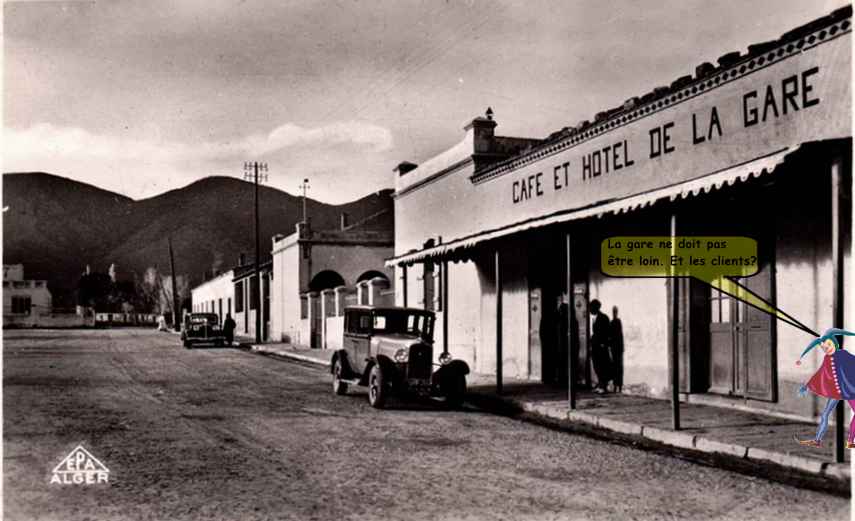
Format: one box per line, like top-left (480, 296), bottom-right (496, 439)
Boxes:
top-left (235, 282), bottom-right (244, 313)
top-left (11, 296), bottom-right (31, 315)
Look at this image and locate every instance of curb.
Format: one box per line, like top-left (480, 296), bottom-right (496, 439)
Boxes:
top-left (247, 345), bottom-right (331, 368)
top-left (243, 346), bottom-right (850, 491)
top-left (467, 390), bottom-right (850, 491)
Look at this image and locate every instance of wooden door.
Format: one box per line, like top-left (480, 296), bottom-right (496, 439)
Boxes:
top-left (707, 268), bottom-right (774, 399)
top-left (529, 287), bottom-right (543, 381)
top-left (734, 268), bottom-right (775, 400)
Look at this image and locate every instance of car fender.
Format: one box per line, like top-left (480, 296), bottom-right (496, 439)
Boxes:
top-left (361, 354), bottom-right (397, 384)
top-left (330, 350), bottom-right (353, 377)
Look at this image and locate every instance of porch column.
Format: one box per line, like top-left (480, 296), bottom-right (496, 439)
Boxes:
top-left (495, 249), bottom-right (503, 395)
top-left (442, 259), bottom-right (449, 355)
top-left (670, 213), bottom-right (681, 430)
top-left (566, 232), bottom-right (576, 410)
top-left (831, 154), bottom-right (847, 463)
top-left (402, 265), bottom-right (409, 307)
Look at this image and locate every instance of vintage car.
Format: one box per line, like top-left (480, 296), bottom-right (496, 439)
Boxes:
top-left (181, 313), bottom-right (225, 348)
top-left (330, 306), bottom-right (469, 409)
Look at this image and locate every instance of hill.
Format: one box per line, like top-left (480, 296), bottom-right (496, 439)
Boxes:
top-left (2, 173), bottom-right (393, 308)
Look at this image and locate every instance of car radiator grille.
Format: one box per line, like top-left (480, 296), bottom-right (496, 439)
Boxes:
top-left (407, 344), bottom-right (432, 380)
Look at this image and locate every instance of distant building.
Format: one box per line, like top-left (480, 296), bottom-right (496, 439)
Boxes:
top-left (190, 269), bottom-right (235, 323)
top-left (3, 264), bottom-right (53, 327)
top-left (271, 210), bottom-right (394, 348)
top-left (232, 260), bottom-right (272, 342)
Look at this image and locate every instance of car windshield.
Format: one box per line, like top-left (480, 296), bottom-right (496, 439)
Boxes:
top-left (372, 310), bottom-right (433, 340)
top-left (189, 315), bottom-right (217, 324)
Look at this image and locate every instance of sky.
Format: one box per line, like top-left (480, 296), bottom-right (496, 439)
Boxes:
top-left (3, 0), bottom-right (850, 204)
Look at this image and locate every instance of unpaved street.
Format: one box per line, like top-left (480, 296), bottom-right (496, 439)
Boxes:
top-left (3, 329), bottom-right (850, 521)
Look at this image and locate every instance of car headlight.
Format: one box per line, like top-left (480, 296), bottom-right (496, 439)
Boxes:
top-left (394, 349), bottom-right (408, 363)
top-left (439, 352), bottom-right (452, 365)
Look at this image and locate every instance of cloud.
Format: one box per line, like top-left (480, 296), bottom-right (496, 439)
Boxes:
top-left (4, 121), bottom-right (392, 164)
top-left (2, 121), bottom-right (395, 202)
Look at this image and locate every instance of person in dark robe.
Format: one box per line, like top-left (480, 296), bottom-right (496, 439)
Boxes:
top-left (589, 299), bottom-right (612, 394)
top-left (610, 306), bottom-right (624, 393)
top-left (794, 328), bottom-right (855, 448)
top-left (223, 313), bottom-right (236, 346)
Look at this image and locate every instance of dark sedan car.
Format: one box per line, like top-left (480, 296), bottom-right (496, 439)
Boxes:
top-left (330, 306), bottom-right (469, 409)
top-left (181, 313), bottom-right (226, 348)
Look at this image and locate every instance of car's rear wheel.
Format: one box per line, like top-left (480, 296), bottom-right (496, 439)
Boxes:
top-left (183, 340), bottom-right (192, 349)
top-left (444, 373), bottom-right (467, 409)
top-left (368, 364), bottom-right (387, 409)
top-left (332, 359), bottom-right (348, 396)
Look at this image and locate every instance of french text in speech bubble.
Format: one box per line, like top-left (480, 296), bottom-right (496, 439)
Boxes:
top-left (600, 236), bottom-right (816, 336)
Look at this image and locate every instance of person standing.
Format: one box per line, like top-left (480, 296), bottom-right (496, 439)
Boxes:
top-left (223, 313), bottom-right (236, 346)
top-left (589, 299), bottom-right (612, 394)
top-left (610, 306), bottom-right (624, 393)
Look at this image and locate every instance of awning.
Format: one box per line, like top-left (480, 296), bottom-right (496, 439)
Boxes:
top-left (387, 145), bottom-right (796, 267)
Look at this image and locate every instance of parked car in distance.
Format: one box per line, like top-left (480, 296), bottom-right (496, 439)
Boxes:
top-left (181, 313), bottom-right (225, 348)
top-left (330, 306), bottom-right (469, 409)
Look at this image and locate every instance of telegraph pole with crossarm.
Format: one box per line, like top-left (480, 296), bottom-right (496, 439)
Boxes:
top-left (243, 161), bottom-right (268, 344)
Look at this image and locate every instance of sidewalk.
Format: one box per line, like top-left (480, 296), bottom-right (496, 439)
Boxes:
top-left (246, 342), bottom-right (850, 491)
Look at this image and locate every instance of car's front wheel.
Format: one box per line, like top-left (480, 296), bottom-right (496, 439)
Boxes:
top-left (367, 364), bottom-right (387, 409)
top-left (332, 359), bottom-right (348, 396)
top-left (183, 340), bottom-right (192, 349)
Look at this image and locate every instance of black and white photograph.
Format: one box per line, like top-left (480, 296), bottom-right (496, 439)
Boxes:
top-left (3, 1), bottom-right (854, 519)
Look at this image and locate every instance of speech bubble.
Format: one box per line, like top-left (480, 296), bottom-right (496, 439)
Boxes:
top-left (601, 236), bottom-right (817, 336)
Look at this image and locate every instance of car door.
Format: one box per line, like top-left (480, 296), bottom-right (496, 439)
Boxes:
top-left (344, 310), bottom-right (371, 375)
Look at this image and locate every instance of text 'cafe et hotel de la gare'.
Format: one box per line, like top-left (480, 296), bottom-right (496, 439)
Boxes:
top-left (385, 6), bottom-right (853, 423)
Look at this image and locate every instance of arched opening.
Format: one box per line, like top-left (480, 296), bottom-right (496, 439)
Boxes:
top-left (309, 270), bottom-right (346, 292)
top-left (356, 270), bottom-right (389, 283)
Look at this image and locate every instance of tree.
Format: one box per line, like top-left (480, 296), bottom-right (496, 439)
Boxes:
top-left (77, 272), bottom-right (114, 311)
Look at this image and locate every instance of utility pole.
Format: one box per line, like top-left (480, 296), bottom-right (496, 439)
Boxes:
top-left (167, 237), bottom-right (180, 332)
top-left (300, 178), bottom-right (310, 223)
top-left (244, 162), bottom-right (268, 344)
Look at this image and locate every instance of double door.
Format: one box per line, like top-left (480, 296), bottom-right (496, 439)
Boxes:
top-left (708, 268), bottom-right (775, 400)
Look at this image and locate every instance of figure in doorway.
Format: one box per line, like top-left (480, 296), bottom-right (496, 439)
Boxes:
top-left (589, 299), bottom-right (612, 394)
top-left (223, 313), bottom-right (236, 346)
top-left (610, 306), bottom-right (624, 393)
top-left (794, 328), bottom-right (855, 448)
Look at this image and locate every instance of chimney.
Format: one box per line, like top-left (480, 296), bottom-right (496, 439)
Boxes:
top-left (238, 253), bottom-right (246, 266)
top-left (340, 212), bottom-right (349, 230)
top-left (394, 161), bottom-right (419, 176)
top-left (464, 107), bottom-right (498, 155)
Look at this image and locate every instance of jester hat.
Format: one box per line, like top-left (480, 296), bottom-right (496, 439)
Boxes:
top-left (798, 328), bottom-right (855, 360)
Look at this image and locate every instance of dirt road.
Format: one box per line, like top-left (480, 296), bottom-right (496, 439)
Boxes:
top-left (3, 329), bottom-right (849, 520)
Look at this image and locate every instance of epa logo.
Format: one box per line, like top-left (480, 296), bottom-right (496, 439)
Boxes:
top-left (50, 445), bottom-right (110, 485)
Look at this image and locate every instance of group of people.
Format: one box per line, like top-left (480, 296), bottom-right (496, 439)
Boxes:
top-left (589, 299), bottom-right (624, 394)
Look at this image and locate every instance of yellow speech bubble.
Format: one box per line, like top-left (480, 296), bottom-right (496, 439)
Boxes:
top-left (601, 236), bottom-right (817, 336)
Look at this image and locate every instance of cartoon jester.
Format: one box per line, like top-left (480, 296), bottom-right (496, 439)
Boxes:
top-left (795, 328), bottom-right (855, 448)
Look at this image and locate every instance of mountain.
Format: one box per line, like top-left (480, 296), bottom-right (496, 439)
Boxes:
top-left (2, 173), bottom-right (393, 308)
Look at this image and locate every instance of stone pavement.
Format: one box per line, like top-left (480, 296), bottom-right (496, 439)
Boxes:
top-left (246, 341), bottom-right (851, 489)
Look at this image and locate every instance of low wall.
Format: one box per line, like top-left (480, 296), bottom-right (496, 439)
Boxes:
top-left (4, 313), bottom-right (95, 328)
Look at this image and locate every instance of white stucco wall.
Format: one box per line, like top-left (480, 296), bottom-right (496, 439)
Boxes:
top-left (272, 235), bottom-right (302, 344)
top-left (190, 270), bottom-right (234, 322)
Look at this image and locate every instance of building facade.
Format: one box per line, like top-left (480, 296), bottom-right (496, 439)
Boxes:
top-left (190, 269), bottom-right (235, 322)
top-left (3, 264), bottom-right (54, 328)
top-left (271, 214), bottom-right (394, 348)
top-left (388, 7), bottom-right (853, 422)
